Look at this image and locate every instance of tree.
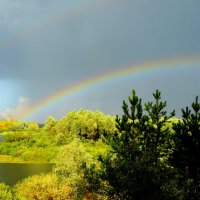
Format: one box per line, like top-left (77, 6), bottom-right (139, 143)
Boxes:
top-left (43, 116), bottom-right (57, 135)
top-left (55, 109), bottom-right (116, 141)
top-left (171, 96), bottom-right (200, 198)
top-left (54, 139), bottom-right (94, 199)
top-left (144, 90), bottom-right (175, 164)
top-left (84, 90), bottom-right (180, 199)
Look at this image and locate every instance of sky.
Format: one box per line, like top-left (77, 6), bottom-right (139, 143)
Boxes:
top-left (0, 0), bottom-right (200, 122)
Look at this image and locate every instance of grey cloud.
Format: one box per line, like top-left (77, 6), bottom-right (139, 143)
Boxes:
top-left (0, 0), bottom-right (200, 121)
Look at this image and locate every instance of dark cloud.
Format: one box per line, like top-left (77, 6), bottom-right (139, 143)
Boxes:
top-left (0, 0), bottom-right (200, 121)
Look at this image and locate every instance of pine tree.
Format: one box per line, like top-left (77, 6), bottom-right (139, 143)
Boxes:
top-left (172, 96), bottom-right (200, 197)
top-left (144, 90), bottom-right (175, 165)
top-left (96, 90), bottom-right (179, 199)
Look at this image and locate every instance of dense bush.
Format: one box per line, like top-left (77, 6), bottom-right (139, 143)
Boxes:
top-left (54, 109), bottom-right (116, 141)
top-left (54, 139), bottom-right (93, 199)
top-left (13, 173), bottom-right (75, 200)
top-left (0, 183), bottom-right (13, 200)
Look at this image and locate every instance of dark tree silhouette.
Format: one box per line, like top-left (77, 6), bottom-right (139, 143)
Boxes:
top-left (172, 96), bottom-right (200, 198)
top-left (96, 90), bottom-right (179, 200)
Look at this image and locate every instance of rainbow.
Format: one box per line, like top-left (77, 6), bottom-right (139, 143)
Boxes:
top-left (21, 55), bottom-right (200, 121)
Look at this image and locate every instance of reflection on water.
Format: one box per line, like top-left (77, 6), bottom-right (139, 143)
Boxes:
top-left (0, 163), bottom-right (54, 186)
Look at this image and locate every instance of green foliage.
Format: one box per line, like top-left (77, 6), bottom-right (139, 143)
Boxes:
top-left (13, 173), bottom-right (75, 200)
top-left (20, 148), bottom-right (49, 162)
top-left (104, 90), bottom-right (175, 164)
top-left (82, 163), bottom-right (112, 199)
top-left (171, 96), bottom-right (200, 198)
top-left (0, 183), bottom-right (13, 200)
top-left (0, 109), bottom-right (115, 162)
top-left (88, 90), bottom-right (180, 199)
top-left (54, 109), bottom-right (116, 141)
top-left (54, 138), bottom-right (110, 198)
top-left (0, 92), bottom-right (199, 199)
top-left (144, 90), bottom-right (175, 163)
top-left (8, 121), bottom-right (39, 132)
top-left (0, 130), bottom-right (59, 162)
top-left (54, 139), bottom-right (95, 199)
top-left (0, 120), bottom-right (13, 133)
top-left (4, 131), bottom-right (34, 142)
top-left (82, 139), bottom-right (111, 160)
top-left (54, 139), bottom-right (93, 178)
top-left (43, 116), bottom-right (57, 135)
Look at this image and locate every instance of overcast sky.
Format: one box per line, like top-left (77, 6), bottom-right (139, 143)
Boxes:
top-left (0, 0), bottom-right (200, 122)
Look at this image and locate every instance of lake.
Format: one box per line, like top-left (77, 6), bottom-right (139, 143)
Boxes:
top-left (0, 135), bottom-right (54, 186)
top-left (0, 163), bottom-right (54, 186)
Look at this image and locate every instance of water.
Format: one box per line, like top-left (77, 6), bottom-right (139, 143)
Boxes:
top-left (0, 163), bottom-right (54, 186)
top-left (0, 135), bottom-right (4, 142)
top-left (0, 135), bottom-right (54, 186)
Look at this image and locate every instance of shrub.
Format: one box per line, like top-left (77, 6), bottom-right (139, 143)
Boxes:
top-left (13, 173), bottom-right (75, 200)
top-left (0, 182), bottom-right (13, 200)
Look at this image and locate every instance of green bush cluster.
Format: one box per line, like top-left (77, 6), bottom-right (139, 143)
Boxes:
top-left (0, 183), bottom-right (13, 200)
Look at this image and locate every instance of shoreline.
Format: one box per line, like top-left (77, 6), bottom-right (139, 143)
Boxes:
top-left (0, 154), bottom-right (54, 164)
